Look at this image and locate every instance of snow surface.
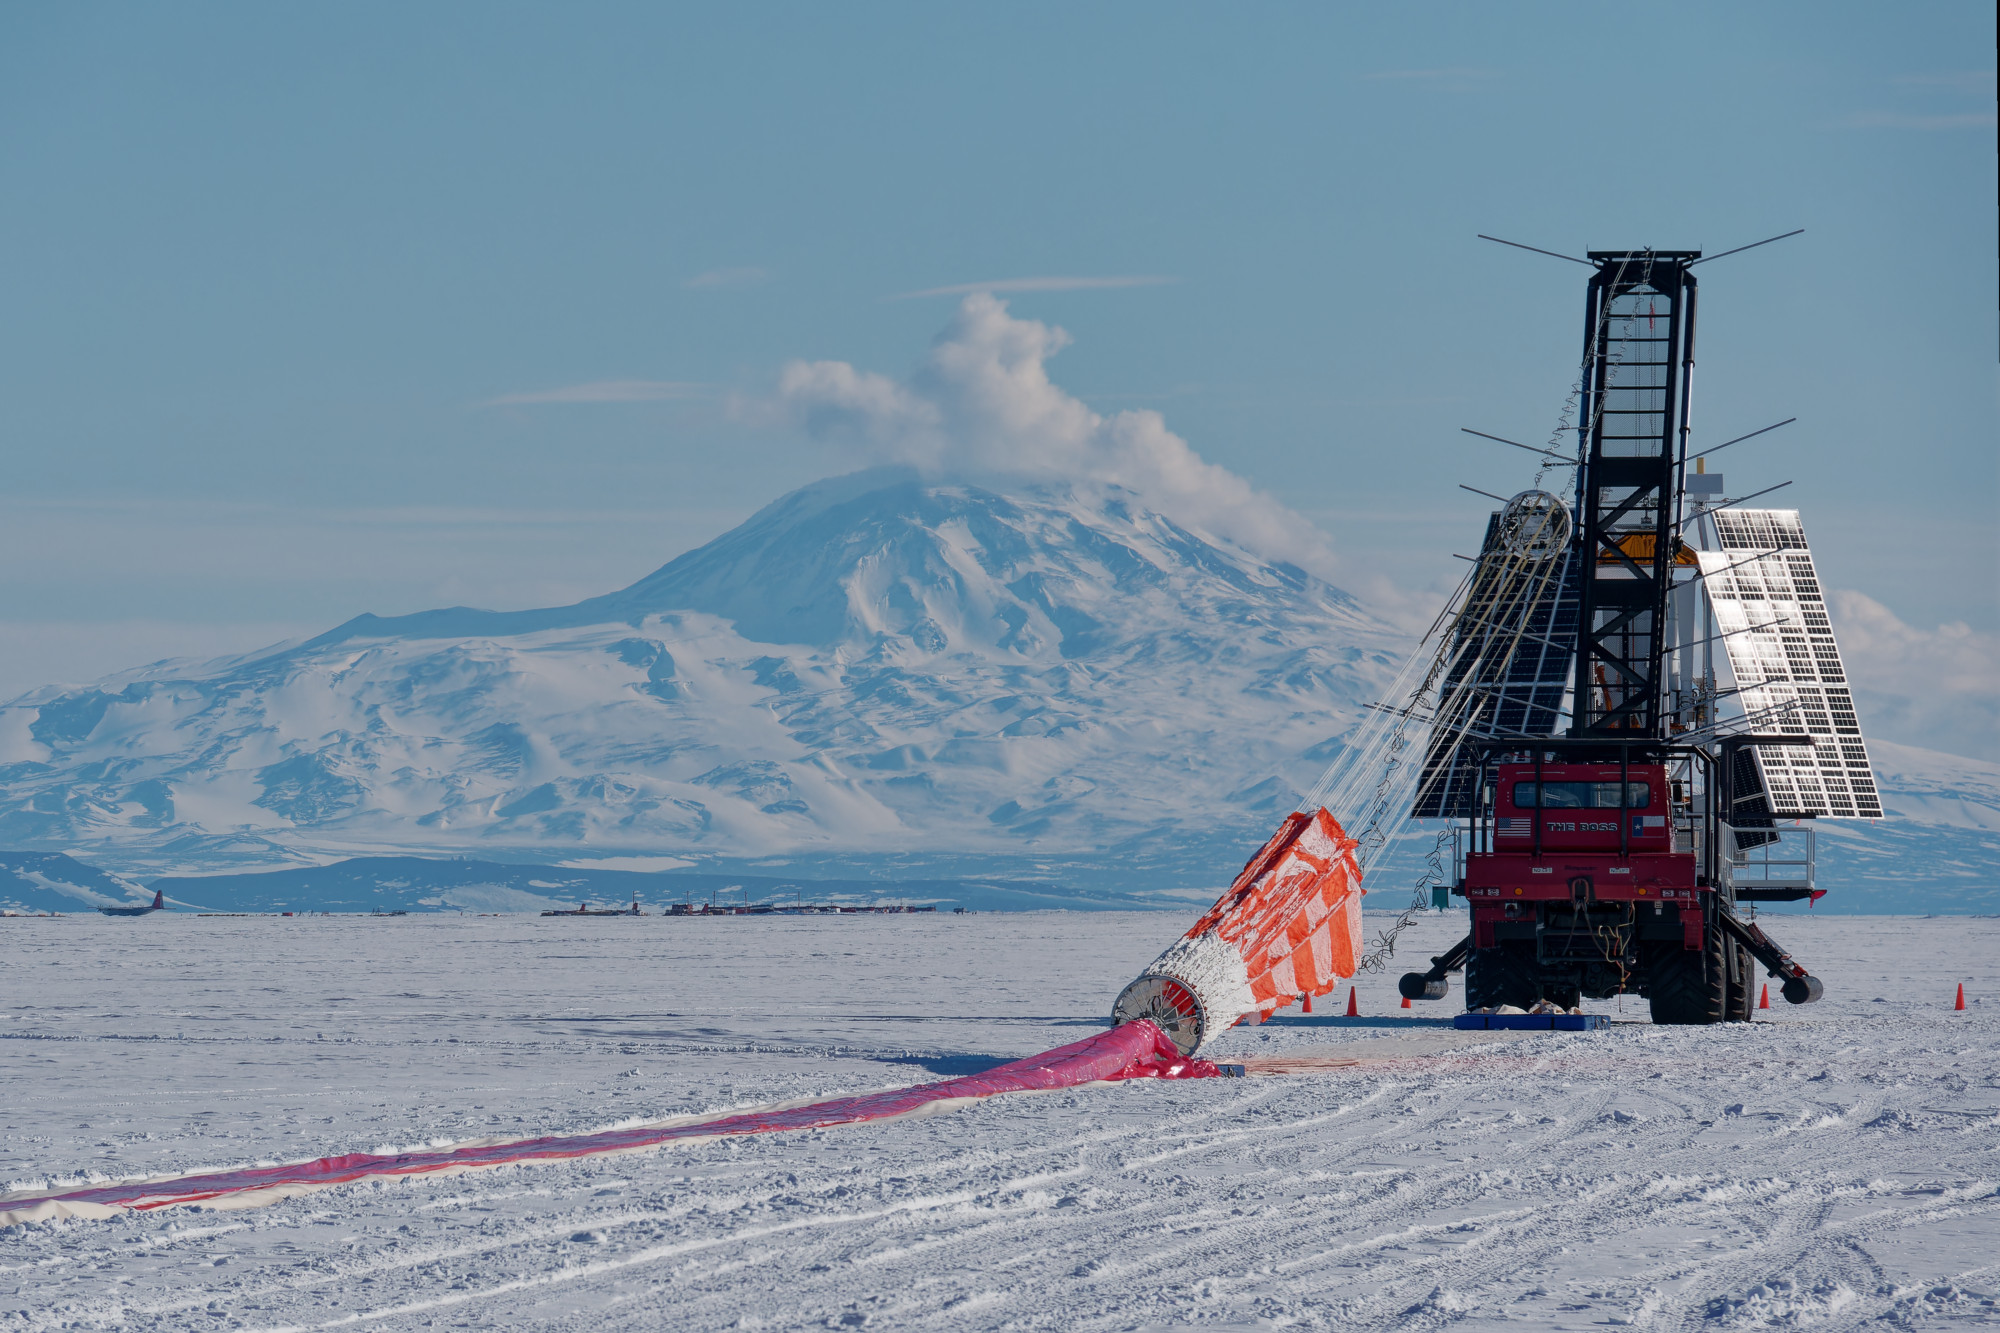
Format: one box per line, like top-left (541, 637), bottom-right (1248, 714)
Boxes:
top-left (5, 911), bottom-right (1996, 1330)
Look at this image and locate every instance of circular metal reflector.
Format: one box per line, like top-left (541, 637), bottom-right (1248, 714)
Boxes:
top-left (1496, 490), bottom-right (1572, 562)
top-left (1111, 974), bottom-right (1209, 1057)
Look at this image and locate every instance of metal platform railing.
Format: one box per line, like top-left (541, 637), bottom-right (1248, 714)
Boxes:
top-left (1721, 821), bottom-right (1816, 892)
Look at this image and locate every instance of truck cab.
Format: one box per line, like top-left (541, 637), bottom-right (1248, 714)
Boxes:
top-left (1492, 761), bottom-right (1674, 855)
top-left (1465, 757), bottom-right (1698, 912)
top-left (1453, 753), bottom-right (1709, 1012)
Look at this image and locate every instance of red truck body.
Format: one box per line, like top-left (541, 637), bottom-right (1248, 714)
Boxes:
top-left (1465, 761), bottom-right (1707, 952)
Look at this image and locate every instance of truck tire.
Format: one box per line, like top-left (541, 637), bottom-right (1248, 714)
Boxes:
top-left (1725, 941), bottom-right (1755, 1022)
top-left (1465, 942), bottom-right (1537, 1011)
top-left (1646, 917), bottom-right (1725, 1026)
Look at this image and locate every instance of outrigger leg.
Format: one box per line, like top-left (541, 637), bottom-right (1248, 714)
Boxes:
top-left (1398, 933), bottom-right (1471, 1002)
top-left (1717, 908), bottom-right (1824, 1005)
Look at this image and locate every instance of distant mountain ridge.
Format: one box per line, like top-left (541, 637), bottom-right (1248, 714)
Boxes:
top-left (2, 468), bottom-right (1993, 912)
top-left (0, 851), bottom-right (1152, 915)
top-left (306, 467), bottom-right (1348, 651)
top-left (0, 470), bottom-right (1401, 881)
top-left (0, 851), bottom-right (152, 912)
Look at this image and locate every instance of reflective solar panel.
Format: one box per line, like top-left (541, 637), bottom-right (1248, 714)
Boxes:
top-left (1695, 510), bottom-right (1881, 818)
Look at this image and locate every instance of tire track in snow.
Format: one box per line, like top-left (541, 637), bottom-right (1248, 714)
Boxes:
top-left (19, 1067), bottom-right (1580, 1330)
top-left (13, 916), bottom-right (2000, 1330)
top-left (18, 1085), bottom-right (1261, 1331)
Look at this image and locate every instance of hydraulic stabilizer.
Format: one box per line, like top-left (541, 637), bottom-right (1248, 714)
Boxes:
top-left (1718, 907), bottom-right (1824, 1004)
top-left (1398, 933), bottom-right (1469, 1001)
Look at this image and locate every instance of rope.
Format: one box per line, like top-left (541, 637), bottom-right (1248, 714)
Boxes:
top-left (1297, 252), bottom-right (1657, 975)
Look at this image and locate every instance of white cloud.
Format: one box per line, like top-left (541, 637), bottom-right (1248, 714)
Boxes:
top-left (1830, 590), bottom-right (2000, 761)
top-left (685, 267), bottom-right (774, 289)
top-left (1840, 71), bottom-right (1997, 131)
top-left (1363, 67), bottom-right (1498, 81)
top-left (891, 275), bottom-right (1175, 300)
top-left (1891, 71), bottom-right (1996, 93)
top-left (481, 380), bottom-right (708, 406)
top-left (1839, 110), bottom-right (1997, 130)
top-left (776, 292), bottom-right (1339, 577)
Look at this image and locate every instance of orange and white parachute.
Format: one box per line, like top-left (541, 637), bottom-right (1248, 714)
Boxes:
top-left (1112, 807), bottom-right (1363, 1055)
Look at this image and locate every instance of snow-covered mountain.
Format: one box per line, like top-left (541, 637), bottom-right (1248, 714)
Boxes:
top-left (3, 466), bottom-right (1991, 911)
top-left (0, 850), bottom-right (154, 913)
top-left (0, 469), bottom-right (1401, 879)
top-left (1804, 740), bottom-right (2000, 915)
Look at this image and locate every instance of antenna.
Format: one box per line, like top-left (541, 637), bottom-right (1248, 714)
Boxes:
top-left (1685, 229), bottom-right (1803, 267)
top-left (1461, 427), bottom-right (1574, 463)
top-left (1690, 417), bottom-right (1796, 462)
top-left (1476, 234), bottom-right (1594, 267)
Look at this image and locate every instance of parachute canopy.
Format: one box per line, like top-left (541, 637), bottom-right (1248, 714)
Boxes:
top-left (1114, 807), bottom-right (1364, 1055)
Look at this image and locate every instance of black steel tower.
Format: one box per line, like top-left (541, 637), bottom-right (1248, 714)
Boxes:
top-left (1394, 239), bottom-right (1839, 1026)
top-left (1570, 250), bottom-right (1698, 740)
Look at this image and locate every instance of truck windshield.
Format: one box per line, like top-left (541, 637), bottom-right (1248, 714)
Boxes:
top-left (1511, 781), bottom-right (1651, 809)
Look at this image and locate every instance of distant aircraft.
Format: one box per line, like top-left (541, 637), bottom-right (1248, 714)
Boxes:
top-left (99, 889), bottom-right (166, 917)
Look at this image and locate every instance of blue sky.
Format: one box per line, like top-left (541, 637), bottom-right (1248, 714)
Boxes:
top-left (1, 3), bottom-right (1994, 750)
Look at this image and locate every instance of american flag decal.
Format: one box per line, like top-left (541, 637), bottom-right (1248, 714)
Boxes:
top-left (1497, 817), bottom-right (1532, 835)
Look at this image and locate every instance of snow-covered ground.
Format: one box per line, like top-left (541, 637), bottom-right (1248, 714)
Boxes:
top-left (4, 911), bottom-right (1996, 1330)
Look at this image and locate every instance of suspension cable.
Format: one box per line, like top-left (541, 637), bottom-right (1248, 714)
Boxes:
top-left (1299, 254), bottom-right (1652, 973)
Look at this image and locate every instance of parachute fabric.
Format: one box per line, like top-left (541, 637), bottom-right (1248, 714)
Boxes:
top-left (0, 1021), bottom-right (1219, 1225)
top-left (1113, 807), bottom-right (1364, 1055)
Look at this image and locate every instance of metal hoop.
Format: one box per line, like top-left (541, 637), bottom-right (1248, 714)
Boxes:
top-left (1497, 490), bottom-right (1572, 562)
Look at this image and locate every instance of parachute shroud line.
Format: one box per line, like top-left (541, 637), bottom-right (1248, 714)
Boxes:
top-left (1111, 487), bottom-right (1582, 1054)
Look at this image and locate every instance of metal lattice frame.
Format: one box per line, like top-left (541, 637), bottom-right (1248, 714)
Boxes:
top-left (1571, 251), bottom-right (1699, 739)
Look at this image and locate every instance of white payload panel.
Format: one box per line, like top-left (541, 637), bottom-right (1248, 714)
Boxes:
top-left (1696, 509), bottom-right (1882, 818)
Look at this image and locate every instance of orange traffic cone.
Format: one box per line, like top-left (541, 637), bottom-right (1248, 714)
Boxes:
top-left (1345, 987), bottom-right (1359, 1017)
top-left (1401, 994), bottom-right (1411, 1009)
top-left (1302, 992), bottom-right (1312, 1014)
top-left (1956, 983), bottom-right (1966, 1011)
top-left (1758, 984), bottom-right (1769, 1010)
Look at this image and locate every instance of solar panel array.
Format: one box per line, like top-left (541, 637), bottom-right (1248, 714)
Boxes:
top-left (1411, 516), bottom-right (1579, 818)
top-left (1696, 509), bottom-right (1882, 819)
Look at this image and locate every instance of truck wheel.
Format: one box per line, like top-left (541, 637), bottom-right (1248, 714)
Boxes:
top-left (1725, 941), bottom-right (1755, 1022)
top-left (1465, 942), bottom-right (1537, 1011)
top-left (1646, 920), bottom-right (1725, 1026)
